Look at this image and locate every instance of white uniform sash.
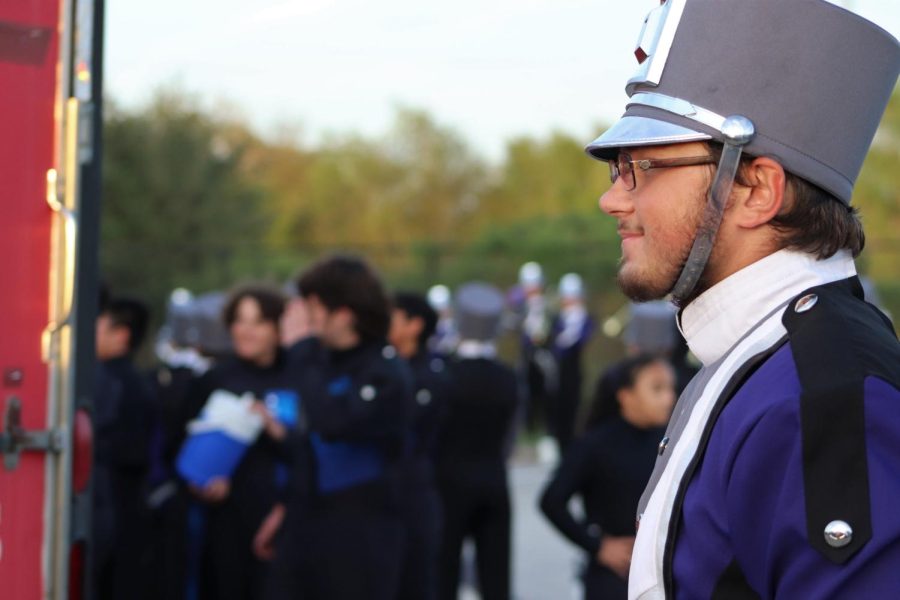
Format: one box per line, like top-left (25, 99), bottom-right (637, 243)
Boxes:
top-left (628, 307), bottom-right (788, 599)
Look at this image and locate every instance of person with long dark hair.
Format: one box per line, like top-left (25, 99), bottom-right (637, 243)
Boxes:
top-left (539, 355), bottom-right (675, 599)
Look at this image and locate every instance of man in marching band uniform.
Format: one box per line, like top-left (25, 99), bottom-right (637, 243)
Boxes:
top-left (585, 1), bottom-right (900, 597)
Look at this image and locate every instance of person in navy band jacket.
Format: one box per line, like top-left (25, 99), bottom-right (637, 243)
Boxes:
top-left (582, 1), bottom-right (900, 598)
top-left (259, 255), bottom-right (415, 600)
top-left (436, 282), bottom-right (519, 600)
top-left (390, 291), bottom-right (451, 600)
top-left (549, 273), bottom-right (595, 453)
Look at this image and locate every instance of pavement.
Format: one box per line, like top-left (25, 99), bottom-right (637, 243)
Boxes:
top-left (456, 457), bottom-right (584, 600)
top-left (510, 461), bottom-right (583, 600)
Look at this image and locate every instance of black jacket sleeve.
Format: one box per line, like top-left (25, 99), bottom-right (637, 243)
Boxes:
top-left (539, 438), bottom-right (603, 555)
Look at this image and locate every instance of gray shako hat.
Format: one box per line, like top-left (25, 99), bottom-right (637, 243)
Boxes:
top-left (165, 290), bottom-right (231, 354)
top-left (586, 0), bottom-right (900, 204)
top-left (623, 301), bottom-right (677, 355)
top-left (586, 0), bottom-right (899, 302)
top-left (455, 282), bottom-right (504, 342)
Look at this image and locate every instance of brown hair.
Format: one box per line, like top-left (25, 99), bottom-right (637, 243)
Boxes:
top-left (770, 177), bottom-right (865, 259)
top-left (223, 284), bottom-right (286, 327)
top-left (297, 255), bottom-right (391, 342)
top-left (709, 143), bottom-right (865, 259)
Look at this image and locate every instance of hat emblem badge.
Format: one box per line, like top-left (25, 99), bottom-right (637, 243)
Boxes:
top-left (629, 0), bottom-right (687, 89)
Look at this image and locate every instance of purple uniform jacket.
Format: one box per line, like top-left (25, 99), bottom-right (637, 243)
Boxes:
top-left (671, 278), bottom-right (900, 598)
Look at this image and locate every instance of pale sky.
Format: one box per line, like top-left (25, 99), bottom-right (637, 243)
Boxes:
top-left (106, 0), bottom-right (900, 161)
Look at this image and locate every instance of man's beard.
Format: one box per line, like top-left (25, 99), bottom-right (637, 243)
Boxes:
top-left (616, 189), bottom-right (710, 306)
top-left (617, 245), bottom-right (691, 303)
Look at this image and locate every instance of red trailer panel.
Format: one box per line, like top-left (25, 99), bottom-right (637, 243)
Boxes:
top-left (1, 1), bottom-right (91, 597)
top-left (0, 3), bottom-right (60, 597)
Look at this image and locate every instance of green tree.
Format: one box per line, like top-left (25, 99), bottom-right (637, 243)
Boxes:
top-left (102, 90), bottom-right (270, 313)
top-left (854, 89), bottom-right (900, 320)
top-left (262, 108), bottom-right (488, 255)
top-left (478, 131), bottom-right (610, 224)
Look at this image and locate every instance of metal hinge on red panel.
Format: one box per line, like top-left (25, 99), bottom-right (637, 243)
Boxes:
top-left (0, 396), bottom-right (63, 469)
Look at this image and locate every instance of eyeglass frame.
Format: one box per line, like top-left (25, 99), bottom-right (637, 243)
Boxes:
top-left (608, 153), bottom-right (717, 191)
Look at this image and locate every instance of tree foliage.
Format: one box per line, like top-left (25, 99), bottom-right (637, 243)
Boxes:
top-left (101, 90), bottom-right (270, 312)
top-left (101, 88), bottom-right (900, 331)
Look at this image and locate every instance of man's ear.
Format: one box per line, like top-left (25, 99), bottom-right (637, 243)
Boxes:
top-left (732, 156), bottom-right (786, 229)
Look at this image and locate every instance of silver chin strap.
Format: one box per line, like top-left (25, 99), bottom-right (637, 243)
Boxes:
top-left (670, 115), bottom-right (755, 304)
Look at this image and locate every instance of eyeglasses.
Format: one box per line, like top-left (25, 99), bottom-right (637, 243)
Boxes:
top-left (608, 153), bottom-right (716, 191)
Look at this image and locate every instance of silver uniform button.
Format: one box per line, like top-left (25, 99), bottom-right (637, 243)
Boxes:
top-left (416, 389), bottom-right (432, 405)
top-left (430, 358), bottom-right (445, 373)
top-left (382, 345), bottom-right (397, 359)
top-left (794, 293), bottom-right (818, 313)
top-left (658, 436), bottom-right (670, 456)
top-left (824, 520), bottom-right (853, 548)
top-left (360, 385), bottom-right (377, 401)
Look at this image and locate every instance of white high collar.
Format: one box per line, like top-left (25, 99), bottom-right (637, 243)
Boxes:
top-left (680, 249), bottom-right (857, 366)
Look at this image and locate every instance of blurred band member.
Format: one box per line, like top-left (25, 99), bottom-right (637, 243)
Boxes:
top-left (185, 285), bottom-right (289, 600)
top-left (391, 292), bottom-right (451, 600)
top-left (540, 356), bottom-right (675, 599)
top-left (427, 284), bottom-right (458, 357)
top-left (93, 297), bottom-right (154, 600)
top-left (550, 273), bottom-right (594, 452)
top-left (516, 262), bottom-right (556, 434)
top-left (436, 282), bottom-right (520, 600)
top-left (262, 255), bottom-right (414, 600)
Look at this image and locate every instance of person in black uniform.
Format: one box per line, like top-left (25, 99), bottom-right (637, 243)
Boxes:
top-left (436, 282), bottom-right (520, 600)
top-left (259, 255), bottom-right (414, 600)
top-left (93, 297), bottom-right (155, 600)
top-left (146, 291), bottom-right (215, 600)
top-left (514, 262), bottom-right (555, 436)
top-left (549, 273), bottom-right (594, 453)
top-left (539, 355), bottom-right (675, 599)
top-left (389, 291), bottom-right (450, 600)
top-left (182, 285), bottom-right (290, 600)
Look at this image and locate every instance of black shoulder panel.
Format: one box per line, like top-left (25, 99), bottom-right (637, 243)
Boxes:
top-left (782, 276), bottom-right (900, 564)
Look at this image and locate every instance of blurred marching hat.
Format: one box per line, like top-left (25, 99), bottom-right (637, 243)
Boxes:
top-left (519, 262), bottom-right (544, 288)
top-left (166, 289), bottom-right (196, 348)
top-left (193, 292), bottom-right (232, 355)
top-left (166, 289), bottom-right (231, 355)
top-left (427, 284), bottom-right (452, 312)
top-left (585, 0), bottom-right (900, 205)
top-left (455, 281), bottom-right (505, 341)
top-left (623, 301), bottom-right (677, 356)
top-left (559, 273), bottom-right (584, 300)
